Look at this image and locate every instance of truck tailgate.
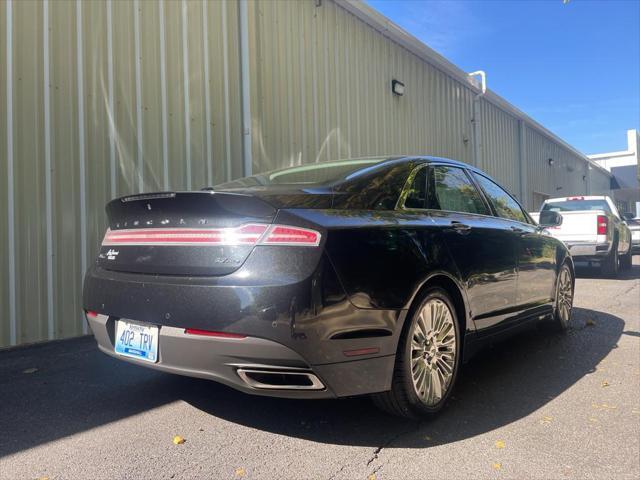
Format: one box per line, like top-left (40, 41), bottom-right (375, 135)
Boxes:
top-left (546, 210), bottom-right (602, 242)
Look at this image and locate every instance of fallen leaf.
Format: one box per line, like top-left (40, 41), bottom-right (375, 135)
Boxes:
top-left (601, 380), bottom-right (610, 387)
top-left (368, 475), bottom-right (377, 480)
top-left (493, 463), bottom-right (502, 470)
top-left (495, 440), bottom-right (506, 449)
top-left (589, 417), bottom-right (599, 423)
top-left (235, 467), bottom-right (246, 477)
top-left (172, 435), bottom-right (186, 445)
top-left (586, 319), bottom-right (596, 326)
top-left (22, 367), bottom-right (38, 374)
top-left (540, 416), bottom-right (553, 424)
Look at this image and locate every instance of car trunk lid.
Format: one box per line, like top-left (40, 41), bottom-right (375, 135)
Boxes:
top-left (99, 191), bottom-right (277, 276)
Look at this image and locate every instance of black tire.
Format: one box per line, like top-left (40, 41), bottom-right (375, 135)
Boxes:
top-left (548, 262), bottom-right (574, 332)
top-left (620, 246), bottom-right (632, 270)
top-left (372, 287), bottom-right (461, 419)
top-left (601, 240), bottom-right (619, 277)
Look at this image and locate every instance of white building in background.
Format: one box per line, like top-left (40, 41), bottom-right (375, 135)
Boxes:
top-left (588, 129), bottom-right (640, 217)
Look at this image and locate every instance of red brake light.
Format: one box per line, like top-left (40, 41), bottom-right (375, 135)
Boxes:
top-left (597, 215), bottom-right (608, 235)
top-left (262, 225), bottom-right (321, 246)
top-left (85, 310), bottom-right (98, 318)
top-left (568, 196), bottom-right (585, 201)
top-left (184, 328), bottom-right (246, 339)
top-left (102, 224), bottom-right (321, 247)
top-left (102, 224), bottom-right (268, 246)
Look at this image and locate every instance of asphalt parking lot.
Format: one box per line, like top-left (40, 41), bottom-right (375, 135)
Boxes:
top-left (1, 259), bottom-right (639, 480)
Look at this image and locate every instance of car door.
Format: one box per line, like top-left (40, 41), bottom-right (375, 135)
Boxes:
top-left (471, 172), bottom-right (557, 313)
top-left (426, 165), bottom-right (519, 332)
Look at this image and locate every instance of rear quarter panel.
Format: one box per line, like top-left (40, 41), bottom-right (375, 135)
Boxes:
top-left (285, 208), bottom-right (469, 321)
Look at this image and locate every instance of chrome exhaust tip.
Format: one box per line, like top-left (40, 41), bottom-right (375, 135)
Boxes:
top-left (236, 368), bottom-right (325, 390)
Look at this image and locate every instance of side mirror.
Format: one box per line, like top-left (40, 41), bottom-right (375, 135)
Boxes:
top-left (621, 212), bottom-right (635, 221)
top-left (538, 210), bottom-right (563, 228)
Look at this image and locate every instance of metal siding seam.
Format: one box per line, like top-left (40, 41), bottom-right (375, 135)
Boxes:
top-left (134, 0), bottom-right (144, 192)
top-left (43, 0), bottom-right (54, 340)
top-left (322, 5), bottom-right (330, 161)
top-left (298, 2), bottom-right (307, 164)
top-left (76, 0), bottom-right (88, 334)
top-left (107, 0), bottom-right (116, 198)
top-left (181, 0), bottom-right (192, 189)
top-left (6, 0), bottom-right (16, 346)
top-left (311, 6), bottom-right (319, 161)
top-left (344, 13), bottom-right (351, 157)
top-left (285, 5), bottom-right (294, 163)
top-left (221, 0), bottom-right (232, 181)
top-left (159, 0), bottom-right (169, 190)
top-left (238, 0), bottom-right (252, 175)
top-left (202, 0), bottom-right (212, 186)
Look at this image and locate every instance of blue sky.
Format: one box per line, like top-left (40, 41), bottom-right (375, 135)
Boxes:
top-left (366, 0), bottom-right (640, 155)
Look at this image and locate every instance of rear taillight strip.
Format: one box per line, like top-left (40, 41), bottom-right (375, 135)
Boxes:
top-left (102, 223), bottom-right (321, 247)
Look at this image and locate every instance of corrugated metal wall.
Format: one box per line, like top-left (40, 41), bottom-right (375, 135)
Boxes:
top-left (1, 0), bottom-right (242, 347)
top-left (0, 0), bottom-right (611, 347)
top-left (248, 0), bottom-right (476, 172)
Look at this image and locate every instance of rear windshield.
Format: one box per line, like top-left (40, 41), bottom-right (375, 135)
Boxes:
top-left (214, 158), bottom-right (387, 188)
top-left (542, 200), bottom-right (611, 213)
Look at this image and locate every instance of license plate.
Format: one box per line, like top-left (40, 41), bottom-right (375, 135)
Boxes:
top-left (114, 320), bottom-right (159, 363)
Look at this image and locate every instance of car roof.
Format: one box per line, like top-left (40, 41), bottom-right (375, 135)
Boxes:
top-left (347, 155), bottom-right (481, 171)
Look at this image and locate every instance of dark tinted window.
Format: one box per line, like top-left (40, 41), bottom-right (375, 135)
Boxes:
top-left (214, 158), bottom-right (387, 188)
top-left (403, 167), bottom-right (427, 209)
top-left (473, 173), bottom-right (527, 223)
top-left (430, 166), bottom-right (489, 215)
top-left (542, 199), bottom-right (612, 213)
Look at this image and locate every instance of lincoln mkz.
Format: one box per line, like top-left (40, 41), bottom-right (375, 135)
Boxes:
top-left (83, 156), bottom-right (574, 418)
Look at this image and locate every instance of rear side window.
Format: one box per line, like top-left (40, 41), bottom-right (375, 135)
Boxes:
top-left (402, 167), bottom-right (427, 209)
top-left (429, 166), bottom-right (489, 215)
top-left (472, 173), bottom-right (528, 223)
top-left (542, 199), bottom-right (612, 213)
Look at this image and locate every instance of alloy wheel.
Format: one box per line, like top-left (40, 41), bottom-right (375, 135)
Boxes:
top-left (410, 298), bottom-right (457, 406)
top-left (557, 266), bottom-right (573, 325)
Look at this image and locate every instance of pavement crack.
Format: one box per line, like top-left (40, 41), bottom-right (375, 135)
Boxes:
top-left (365, 424), bottom-right (422, 471)
top-left (327, 464), bottom-right (346, 480)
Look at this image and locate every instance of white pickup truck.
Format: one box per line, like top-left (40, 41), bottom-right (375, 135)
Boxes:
top-left (530, 196), bottom-right (632, 276)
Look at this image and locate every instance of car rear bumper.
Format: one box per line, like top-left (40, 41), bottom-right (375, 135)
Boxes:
top-left (87, 313), bottom-right (394, 399)
top-left (83, 264), bottom-right (400, 398)
top-left (565, 242), bottom-right (611, 258)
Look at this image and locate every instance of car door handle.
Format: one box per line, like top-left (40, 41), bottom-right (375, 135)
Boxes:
top-left (449, 221), bottom-right (472, 234)
top-left (510, 226), bottom-right (525, 234)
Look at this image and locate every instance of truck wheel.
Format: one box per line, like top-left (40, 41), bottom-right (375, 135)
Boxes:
top-left (620, 245), bottom-right (632, 270)
top-left (601, 240), bottom-right (619, 277)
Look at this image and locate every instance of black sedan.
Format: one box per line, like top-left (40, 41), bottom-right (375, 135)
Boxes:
top-left (83, 156), bottom-right (574, 418)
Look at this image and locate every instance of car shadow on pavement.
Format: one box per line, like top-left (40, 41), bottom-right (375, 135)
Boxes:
top-left (182, 306), bottom-right (623, 448)
top-left (0, 306), bottom-right (623, 457)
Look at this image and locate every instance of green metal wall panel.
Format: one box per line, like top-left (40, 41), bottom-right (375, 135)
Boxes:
top-left (0, 0), bottom-right (242, 347)
top-left (0, 0), bottom-right (8, 346)
top-left (0, 0), bottom-right (612, 347)
top-left (248, 0), bottom-right (476, 172)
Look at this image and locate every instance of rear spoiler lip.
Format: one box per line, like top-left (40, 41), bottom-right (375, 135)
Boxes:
top-left (117, 190), bottom-right (258, 204)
